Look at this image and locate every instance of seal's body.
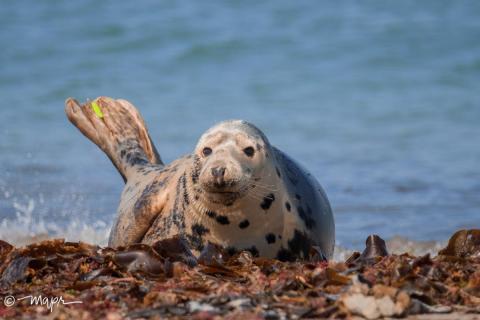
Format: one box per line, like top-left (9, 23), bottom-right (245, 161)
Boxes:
top-left (66, 97), bottom-right (335, 260)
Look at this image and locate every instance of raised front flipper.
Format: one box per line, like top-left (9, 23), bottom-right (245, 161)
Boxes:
top-left (65, 97), bottom-right (162, 182)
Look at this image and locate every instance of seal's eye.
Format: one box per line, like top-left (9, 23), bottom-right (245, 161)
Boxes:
top-left (202, 147), bottom-right (212, 157)
top-left (243, 146), bottom-right (255, 157)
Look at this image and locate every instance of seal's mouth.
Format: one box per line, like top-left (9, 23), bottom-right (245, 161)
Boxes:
top-left (203, 188), bottom-right (243, 205)
top-left (206, 190), bottom-right (240, 198)
top-left (202, 180), bottom-right (240, 193)
top-left (200, 177), bottom-right (249, 205)
top-left (209, 190), bottom-right (237, 195)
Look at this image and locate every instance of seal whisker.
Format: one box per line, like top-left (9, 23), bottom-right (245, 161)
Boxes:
top-left (245, 188), bottom-right (262, 198)
top-left (250, 181), bottom-right (278, 188)
top-left (245, 189), bottom-right (268, 202)
top-left (247, 175), bottom-right (277, 188)
top-left (247, 183), bottom-right (279, 193)
top-left (246, 193), bottom-right (264, 202)
top-left (250, 184), bottom-right (279, 192)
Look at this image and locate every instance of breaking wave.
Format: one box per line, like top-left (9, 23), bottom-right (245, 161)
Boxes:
top-left (0, 198), bottom-right (110, 247)
top-left (1, 198), bottom-right (446, 261)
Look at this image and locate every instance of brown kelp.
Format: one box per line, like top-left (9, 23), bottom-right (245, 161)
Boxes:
top-left (0, 230), bottom-right (479, 319)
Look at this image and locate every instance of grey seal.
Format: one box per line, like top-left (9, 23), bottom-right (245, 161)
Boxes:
top-left (65, 96), bottom-right (335, 260)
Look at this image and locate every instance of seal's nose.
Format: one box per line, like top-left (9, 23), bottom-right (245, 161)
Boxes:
top-left (211, 166), bottom-right (227, 188)
top-left (211, 167), bottom-right (226, 178)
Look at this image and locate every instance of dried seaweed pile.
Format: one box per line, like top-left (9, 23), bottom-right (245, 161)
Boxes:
top-left (0, 229), bottom-right (479, 319)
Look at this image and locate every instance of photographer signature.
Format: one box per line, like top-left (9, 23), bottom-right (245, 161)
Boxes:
top-left (3, 295), bottom-right (83, 313)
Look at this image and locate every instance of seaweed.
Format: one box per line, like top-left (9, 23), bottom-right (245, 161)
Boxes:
top-left (0, 230), bottom-right (478, 319)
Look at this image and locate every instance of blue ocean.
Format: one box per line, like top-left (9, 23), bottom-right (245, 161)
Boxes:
top-left (1, 1), bottom-right (479, 256)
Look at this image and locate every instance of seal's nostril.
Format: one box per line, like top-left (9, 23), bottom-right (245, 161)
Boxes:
top-left (211, 167), bottom-right (226, 178)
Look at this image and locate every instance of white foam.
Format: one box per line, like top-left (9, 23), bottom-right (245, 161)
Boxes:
top-left (0, 198), bottom-right (110, 247)
top-left (332, 237), bottom-right (446, 262)
top-left (1, 199), bottom-right (446, 258)
top-left (332, 246), bottom-right (355, 262)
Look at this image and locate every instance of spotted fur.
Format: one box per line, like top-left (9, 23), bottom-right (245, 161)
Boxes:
top-left (66, 97), bottom-right (335, 260)
top-left (239, 219), bottom-right (250, 229)
top-left (260, 193), bottom-right (275, 210)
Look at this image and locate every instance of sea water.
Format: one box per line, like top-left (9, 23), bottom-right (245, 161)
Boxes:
top-left (1, 1), bottom-right (479, 257)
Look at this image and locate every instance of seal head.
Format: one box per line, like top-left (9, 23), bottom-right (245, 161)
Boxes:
top-left (192, 120), bottom-right (271, 206)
